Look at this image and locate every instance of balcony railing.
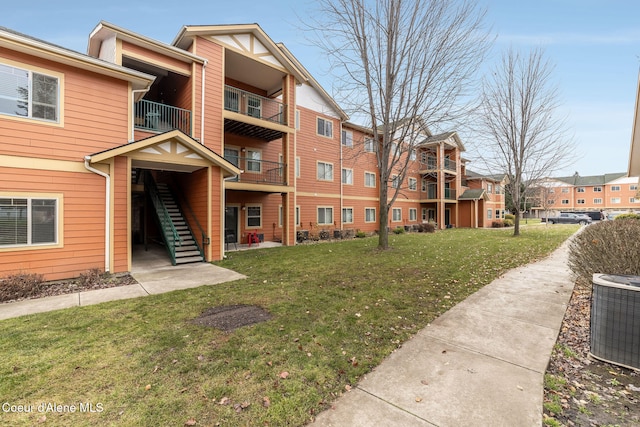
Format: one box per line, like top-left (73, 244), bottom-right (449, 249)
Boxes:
top-left (135, 99), bottom-right (192, 135)
top-left (423, 185), bottom-right (456, 200)
top-left (444, 188), bottom-right (457, 200)
top-left (224, 85), bottom-right (287, 125)
top-left (419, 156), bottom-right (457, 172)
top-left (225, 156), bottom-right (286, 186)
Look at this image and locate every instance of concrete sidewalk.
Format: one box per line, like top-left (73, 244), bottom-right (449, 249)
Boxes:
top-left (0, 249), bottom-right (246, 321)
top-left (310, 239), bottom-right (575, 427)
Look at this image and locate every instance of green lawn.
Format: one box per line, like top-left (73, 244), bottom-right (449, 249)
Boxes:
top-left (0, 226), bottom-right (577, 426)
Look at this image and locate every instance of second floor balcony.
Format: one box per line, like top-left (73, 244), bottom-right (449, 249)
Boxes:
top-left (419, 156), bottom-right (457, 174)
top-left (225, 156), bottom-right (287, 186)
top-left (135, 99), bottom-right (192, 136)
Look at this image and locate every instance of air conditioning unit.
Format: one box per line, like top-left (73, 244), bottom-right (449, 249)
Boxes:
top-left (590, 274), bottom-right (640, 370)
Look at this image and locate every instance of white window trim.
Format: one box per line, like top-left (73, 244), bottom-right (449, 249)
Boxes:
top-left (245, 148), bottom-right (262, 174)
top-left (342, 168), bottom-right (354, 185)
top-left (0, 59), bottom-right (63, 126)
top-left (342, 207), bottom-right (354, 224)
top-left (316, 117), bottom-right (333, 138)
top-left (611, 185), bottom-right (621, 191)
top-left (594, 198), bottom-right (603, 204)
top-left (365, 207), bottom-right (376, 223)
top-left (364, 171), bottom-right (376, 188)
top-left (577, 199), bottom-right (585, 204)
top-left (295, 157), bottom-right (300, 178)
top-left (611, 197), bottom-right (621, 204)
top-left (341, 129), bottom-right (353, 147)
top-left (408, 177), bottom-right (417, 191)
top-left (295, 109), bottom-right (300, 130)
top-left (317, 161), bottom-right (334, 181)
top-left (392, 207), bottom-right (402, 222)
top-left (364, 138), bottom-right (376, 153)
top-left (0, 192), bottom-right (63, 250)
top-left (409, 208), bottom-right (417, 221)
top-left (317, 206), bottom-right (334, 225)
top-left (245, 204), bottom-right (262, 229)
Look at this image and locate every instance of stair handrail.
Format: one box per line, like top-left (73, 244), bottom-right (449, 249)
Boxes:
top-left (144, 173), bottom-right (180, 264)
top-left (173, 185), bottom-right (207, 260)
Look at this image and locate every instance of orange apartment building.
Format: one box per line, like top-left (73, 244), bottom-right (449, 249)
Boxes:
top-left (0, 22), bottom-right (504, 281)
top-left (531, 173), bottom-right (640, 217)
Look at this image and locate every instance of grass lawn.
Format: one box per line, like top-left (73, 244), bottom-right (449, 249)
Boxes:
top-left (0, 226), bottom-right (577, 426)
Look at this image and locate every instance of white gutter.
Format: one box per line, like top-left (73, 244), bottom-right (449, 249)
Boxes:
top-left (339, 121), bottom-right (344, 231)
top-left (200, 59), bottom-right (208, 144)
top-left (84, 157), bottom-right (111, 272)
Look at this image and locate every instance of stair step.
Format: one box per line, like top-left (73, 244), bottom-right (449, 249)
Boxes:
top-left (175, 245), bottom-right (199, 252)
top-left (175, 250), bottom-right (202, 257)
top-left (175, 255), bottom-right (204, 264)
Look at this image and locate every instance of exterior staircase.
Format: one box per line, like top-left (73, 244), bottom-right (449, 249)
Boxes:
top-left (144, 172), bottom-right (204, 265)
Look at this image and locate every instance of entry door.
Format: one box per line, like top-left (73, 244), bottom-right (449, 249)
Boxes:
top-left (444, 209), bottom-right (451, 226)
top-left (225, 207), bottom-right (239, 244)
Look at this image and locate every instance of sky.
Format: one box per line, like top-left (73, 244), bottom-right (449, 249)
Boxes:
top-left (3, 0), bottom-right (640, 177)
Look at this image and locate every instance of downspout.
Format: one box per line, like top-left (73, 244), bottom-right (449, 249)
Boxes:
top-left (339, 121), bottom-right (343, 231)
top-left (200, 59), bottom-right (208, 144)
top-left (84, 156), bottom-right (110, 272)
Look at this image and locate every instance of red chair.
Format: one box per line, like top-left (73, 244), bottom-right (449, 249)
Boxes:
top-left (247, 231), bottom-right (260, 247)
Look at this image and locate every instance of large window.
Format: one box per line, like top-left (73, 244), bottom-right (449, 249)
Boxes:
top-left (365, 172), bottom-right (376, 188)
top-left (364, 138), bottom-right (376, 153)
top-left (0, 63), bottom-right (59, 122)
top-left (0, 197), bottom-right (57, 247)
top-left (594, 198), bottom-right (603, 204)
top-left (317, 162), bottom-right (333, 181)
top-left (391, 175), bottom-right (400, 189)
top-left (408, 177), bottom-right (417, 191)
top-left (611, 185), bottom-right (621, 192)
top-left (611, 197), bottom-right (621, 204)
top-left (317, 207), bottom-right (333, 225)
top-left (594, 186), bottom-right (602, 192)
top-left (246, 149), bottom-right (261, 172)
top-left (409, 208), bottom-right (417, 221)
top-left (365, 207), bottom-right (376, 223)
top-left (392, 208), bottom-right (402, 222)
top-left (577, 199), bottom-right (585, 204)
top-left (577, 187), bottom-right (585, 193)
top-left (317, 117), bottom-right (333, 137)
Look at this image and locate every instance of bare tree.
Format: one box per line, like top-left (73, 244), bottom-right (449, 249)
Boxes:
top-left (310, 0), bottom-right (491, 249)
top-left (475, 47), bottom-right (574, 236)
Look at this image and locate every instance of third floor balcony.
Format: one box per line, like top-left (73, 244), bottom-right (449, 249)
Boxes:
top-left (419, 155), bottom-right (457, 174)
top-left (224, 85), bottom-right (289, 142)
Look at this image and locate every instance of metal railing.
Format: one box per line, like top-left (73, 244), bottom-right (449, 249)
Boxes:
top-left (175, 186), bottom-right (207, 260)
top-left (419, 156), bottom-right (457, 172)
top-left (144, 173), bottom-right (180, 265)
top-left (444, 188), bottom-right (457, 200)
top-left (423, 185), bottom-right (456, 200)
top-left (224, 85), bottom-right (287, 125)
top-left (224, 156), bottom-right (287, 185)
top-left (135, 99), bottom-right (192, 135)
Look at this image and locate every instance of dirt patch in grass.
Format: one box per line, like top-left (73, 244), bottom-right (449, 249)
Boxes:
top-left (543, 279), bottom-right (640, 426)
top-left (191, 304), bottom-right (272, 331)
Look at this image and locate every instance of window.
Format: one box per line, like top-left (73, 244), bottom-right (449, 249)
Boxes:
top-left (295, 157), bottom-right (300, 178)
top-left (611, 185), bottom-right (621, 191)
top-left (295, 110), bottom-right (300, 130)
top-left (561, 188), bottom-right (569, 193)
top-left (0, 63), bottom-right (59, 122)
top-left (611, 197), bottom-right (621, 204)
top-left (365, 208), bottom-right (376, 222)
top-left (409, 150), bottom-right (416, 161)
top-left (631, 197), bottom-right (638, 203)
top-left (594, 198), bottom-right (602, 204)
top-left (631, 184), bottom-right (638, 191)
top-left (246, 205), bottom-right (261, 228)
top-left (391, 175), bottom-right (400, 189)
top-left (295, 206), bottom-right (301, 226)
top-left (408, 177), bottom-right (417, 191)
top-left (247, 95), bottom-right (261, 118)
top-left (577, 199), bottom-right (585, 204)
top-left (496, 185), bottom-right (501, 194)
top-left (365, 172), bottom-right (376, 188)
top-left (278, 205), bottom-right (283, 227)
top-left (496, 210), bottom-right (502, 219)
top-left (549, 188), bottom-right (555, 193)
top-left (487, 209), bottom-right (492, 220)
top-left (421, 178), bottom-right (427, 192)
top-left (317, 162), bottom-right (333, 181)
top-left (409, 208), bottom-right (417, 221)
top-left (342, 207), bottom-right (354, 223)
top-left (577, 187), bottom-right (585, 193)
top-left (317, 207), bottom-right (333, 225)
top-left (392, 208), bottom-right (402, 222)
top-left (0, 197), bottom-right (58, 246)
top-left (487, 183), bottom-right (493, 193)
top-left (317, 117), bottom-right (333, 137)
top-left (594, 186), bottom-right (602, 192)
top-left (342, 168), bottom-right (353, 185)
top-left (364, 138), bottom-right (376, 153)
top-left (422, 208), bottom-right (428, 221)
top-left (246, 149), bottom-right (261, 172)
top-left (561, 199), bottom-right (569, 205)
top-left (547, 199), bottom-right (555, 205)
top-left (341, 130), bottom-right (353, 147)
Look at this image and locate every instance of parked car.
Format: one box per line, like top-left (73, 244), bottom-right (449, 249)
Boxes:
top-left (542, 213), bottom-right (592, 225)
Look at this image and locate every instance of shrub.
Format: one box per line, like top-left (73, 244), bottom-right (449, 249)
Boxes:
top-left (505, 213), bottom-right (515, 221)
top-left (568, 219), bottom-right (640, 282)
top-left (355, 230), bottom-right (366, 238)
top-left (614, 213), bottom-right (640, 220)
top-left (78, 268), bottom-right (106, 287)
top-left (393, 226), bottom-right (405, 234)
top-left (503, 219), bottom-right (514, 227)
top-left (417, 223), bottom-right (436, 233)
top-left (0, 272), bottom-right (45, 302)
top-left (491, 221), bottom-right (504, 228)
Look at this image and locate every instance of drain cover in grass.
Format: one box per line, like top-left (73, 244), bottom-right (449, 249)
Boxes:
top-left (191, 304), bottom-right (272, 331)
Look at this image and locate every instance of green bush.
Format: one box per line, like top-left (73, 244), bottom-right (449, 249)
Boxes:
top-left (491, 221), bottom-right (504, 228)
top-left (417, 223), bottom-right (436, 233)
top-left (614, 213), bottom-right (640, 220)
top-left (505, 213), bottom-right (515, 221)
top-left (0, 272), bottom-right (45, 302)
top-left (568, 220), bottom-right (640, 282)
top-left (355, 230), bottom-right (366, 238)
top-left (393, 226), bottom-right (405, 234)
top-left (503, 219), bottom-right (514, 226)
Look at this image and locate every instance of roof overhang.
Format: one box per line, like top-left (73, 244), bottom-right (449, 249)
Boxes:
top-left (0, 27), bottom-right (154, 91)
top-left (87, 130), bottom-right (240, 177)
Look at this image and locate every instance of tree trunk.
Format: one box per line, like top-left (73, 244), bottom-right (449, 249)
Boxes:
top-left (378, 186), bottom-right (389, 249)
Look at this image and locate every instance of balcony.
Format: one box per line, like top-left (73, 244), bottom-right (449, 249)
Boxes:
top-left (226, 157), bottom-right (286, 186)
top-left (134, 99), bottom-right (192, 135)
top-left (419, 156), bottom-right (457, 174)
top-left (224, 85), bottom-right (288, 142)
top-left (422, 185), bottom-right (457, 200)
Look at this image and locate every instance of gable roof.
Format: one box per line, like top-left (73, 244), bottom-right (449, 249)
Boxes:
top-left (465, 169), bottom-right (507, 183)
top-left (87, 130), bottom-right (240, 176)
top-left (420, 131), bottom-right (465, 151)
top-left (459, 188), bottom-right (488, 200)
top-left (0, 25), bottom-right (154, 91)
top-left (554, 172), bottom-right (627, 186)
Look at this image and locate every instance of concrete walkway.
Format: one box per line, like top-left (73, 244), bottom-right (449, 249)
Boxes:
top-left (310, 238), bottom-right (575, 427)
top-left (0, 245), bottom-right (246, 321)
